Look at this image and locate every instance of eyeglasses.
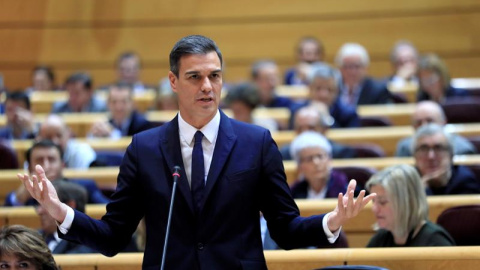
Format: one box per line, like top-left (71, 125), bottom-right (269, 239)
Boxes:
top-left (299, 153), bottom-right (328, 163)
top-left (414, 144), bottom-right (450, 156)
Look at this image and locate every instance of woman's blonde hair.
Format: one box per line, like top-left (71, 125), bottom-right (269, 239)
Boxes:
top-left (366, 164), bottom-right (428, 237)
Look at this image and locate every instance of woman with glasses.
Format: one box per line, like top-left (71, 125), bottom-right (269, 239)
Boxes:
top-left (417, 53), bottom-right (468, 103)
top-left (366, 164), bottom-right (455, 247)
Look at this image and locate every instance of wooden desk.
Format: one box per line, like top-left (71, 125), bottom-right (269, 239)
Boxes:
top-left (51, 246), bottom-right (480, 270)
top-left (357, 103), bottom-right (416, 126)
top-left (29, 90), bottom-right (157, 114)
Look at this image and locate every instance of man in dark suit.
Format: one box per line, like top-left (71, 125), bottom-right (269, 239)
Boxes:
top-left (0, 91), bottom-right (37, 140)
top-left (88, 82), bottom-right (151, 138)
top-left (335, 43), bottom-right (392, 106)
top-left (18, 35), bottom-right (375, 270)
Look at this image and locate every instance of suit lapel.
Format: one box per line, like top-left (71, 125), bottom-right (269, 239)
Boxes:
top-left (201, 111), bottom-right (237, 210)
top-left (159, 115), bottom-right (195, 215)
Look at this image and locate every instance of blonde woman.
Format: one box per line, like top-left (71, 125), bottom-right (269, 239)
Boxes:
top-left (366, 164), bottom-right (455, 247)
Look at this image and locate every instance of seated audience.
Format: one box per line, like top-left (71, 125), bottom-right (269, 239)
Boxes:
top-left (98, 52), bottom-right (154, 94)
top-left (223, 82), bottom-right (278, 131)
top-left (37, 114), bottom-right (96, 168)
top-left (25, 66), bottom-right (56, 93)
top-left (366, 164), bottom-right (455, 247)
top-left (395, 101), bottom-right (476, 156)
top-left (413, 123), bottom-right (480, 195)
top-left (387, 40), bottom-right (419, 88)
top-left (5, 139), bottom-right (109, 206)
top-left (0, 225), bottom-right (59, 270)
top-left (251, 60), bottom-right (295, 109)
top-left (155, 78), bottom-right (178, 111)
top-left (289, 131), bottom-right (349, 199)
top-left (37, 180), bottom-right (97, 254)
top-left (291, 63), bottom-right (360, 128)
top-left (88, 83), bottom-right (151, 138)
top-left (417, 54), bottom-right (468, 103)
top-left (335, 43), bottom-right (392, 106)
top-left (280, 104), bottom-right (356, 160)
top-left (52, 72), bottom-right (106, 113)
top-left (0, 92), bottom-right (37, 140)
top-left (284, 36), bottom-right (325, 85)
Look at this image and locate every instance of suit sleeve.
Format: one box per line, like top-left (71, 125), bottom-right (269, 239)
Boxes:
top-left (258, 130), bottom-right (330, 249)
top-left (60, 136), bottom-right (145, 256)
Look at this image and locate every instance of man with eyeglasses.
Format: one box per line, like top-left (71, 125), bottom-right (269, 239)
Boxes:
top-left (412, 123), bottom-right (480, 195)
top-left (396, 101), bottom-right (476, 157)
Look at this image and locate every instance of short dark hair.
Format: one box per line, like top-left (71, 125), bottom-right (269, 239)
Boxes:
top-left (116, 51), bottom-right (141, 68)
top-left (6, 91), bottom-right (31, 110)
top-left (224, 83), bottom-right (260, 110)
top-left (32, 65), bottom-right (55, 83)
top-left (53, 180), bottom-right (87, 213)
top-left (64, 72), bottom-right (92, 90)
top-left (26, 140), bottom-right (63, 165)
top-left (169, 35), bottom-right (223, 77)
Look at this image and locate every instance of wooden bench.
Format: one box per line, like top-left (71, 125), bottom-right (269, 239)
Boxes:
top-left (51, 246), bottom-right (480, 270)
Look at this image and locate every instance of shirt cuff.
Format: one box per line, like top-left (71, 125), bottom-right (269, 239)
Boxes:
top-left (57, 206), bottom-right (75, 234)
top-left (322, 212), bottom-right (341, 244)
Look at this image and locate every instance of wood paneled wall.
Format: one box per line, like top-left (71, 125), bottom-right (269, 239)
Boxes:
top-left (0, 0), bottom-right (479, 89)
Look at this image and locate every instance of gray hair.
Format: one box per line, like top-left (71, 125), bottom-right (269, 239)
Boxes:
top-left (390, 40), bottom-right (418, 64)
top-left (411, 123), bottom-right (454, 156)
top-left (366, 164), bottom-right (428, 238)
top-left (290, 131), bottom-right (332, 163)
top-left (251, 60), bottom-right (277, 79)
top-left (335, 43), bottom-right (370, 67)
top-left (307, 62), bottom-right (341, 84)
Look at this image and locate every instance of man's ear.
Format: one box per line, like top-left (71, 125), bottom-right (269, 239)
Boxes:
top-left (168, 71), bottom-right (178, 94)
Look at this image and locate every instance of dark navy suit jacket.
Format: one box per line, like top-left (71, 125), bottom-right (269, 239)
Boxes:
top-left (426, 165), bottom-right (480, 195)
top-left (61, 111), bottom-right (330, 269)
top-left (355, 77), bottom-right (392, 105)
top-left (108, 111), bottom-right (152, 136)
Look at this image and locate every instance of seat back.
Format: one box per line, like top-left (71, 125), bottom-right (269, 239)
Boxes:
top-left (352, 144), bottom-right (386, 158)
top-left (359, 117), bottom-right (392, 127)
top-left (0, 139), bottom-right (19, 169)
top-left (317, 265), bottom-right (389, 270)
top-left (436, 204), bottom-right (480, 245)
top-left (334, 166), bottom-right (377, 192)
top-left (441, 97), bottom-right (480, 123)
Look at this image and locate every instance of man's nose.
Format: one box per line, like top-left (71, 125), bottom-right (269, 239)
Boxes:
top-left (201, 77), bottom-right (213, 92)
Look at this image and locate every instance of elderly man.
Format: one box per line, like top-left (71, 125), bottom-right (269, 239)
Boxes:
top-left (52, 72), bottom-right (106, 113)
top-left (387, 40), bottom-right (419, 88)
top-left (281, 104), bottom-right (356, 160)
top-left (395, 101), bottom-right (476, 156)
top-left (37, 114), bottom-right (96, 168)
top-left (412, 123), bottom-right (480, 195)
top-left (290, 63), bottom-right (360, 128)
top-left (0, 92), bottom-right (36, 140)
top-left (335, 43), bottom-right (392, 106)
top-left (89, 83), bottom-right (151, 138)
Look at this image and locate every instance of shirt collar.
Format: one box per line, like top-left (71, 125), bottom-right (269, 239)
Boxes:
top-left (178, 110), bottom-right (220, 145)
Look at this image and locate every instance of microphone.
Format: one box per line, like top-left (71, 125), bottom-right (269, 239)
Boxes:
top-left (160, 166), bottom-right (181, 270)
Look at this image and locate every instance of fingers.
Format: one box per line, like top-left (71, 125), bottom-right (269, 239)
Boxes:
top-left (361, 193), bottom-right (377, 208)
top-left (35, 164), bottom-right (48, 182)
top-left (353, 190), bottom-right (366, 214)
top-left (337, 192), bottom-right (345, 216)
top-left (346, 179), bottom-right (357, 196)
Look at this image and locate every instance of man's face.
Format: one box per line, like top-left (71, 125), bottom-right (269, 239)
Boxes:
top-left (299, 41), bottom-right (321, 63)
top-left (33, 70), bottom-right (53, 91)
top-left (254, 65), bottom-right (279, 103)
top-left (340, 56), bottom-right (366, 87)
top-left (66, 82), bottom-right (91, 112)
top-left (394, 47), bottom-right (418, 71)
top-left (412, 105), bottom-right (444, 130)
top-left (108, 87), bottom-right (134, 124)
top-left (295, 113), bottom-right (323, 134)
top-left (118, 56), bottom-right (140, 83)
top-left (169, 52), bottom-right (222, 128)
top-left (414, 134), bottom-right (452, 176)
top-left (5, 100), bottom-right (28, 125)
top-left (38, 122), bottom-right (69, 151)
top-left (230, 101), bottom-right (252, 123)
top-left (309, 77), bottom-right (337, 106)
top-left (298, 146), bottom-right (331, 190)
top-left (29, 146), bottom-right (63, 181)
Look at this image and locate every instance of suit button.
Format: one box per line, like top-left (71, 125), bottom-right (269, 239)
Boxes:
top-left (197, 242), bottom-right (204, 250)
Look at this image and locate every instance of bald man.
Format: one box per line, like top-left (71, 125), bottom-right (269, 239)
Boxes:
top-left (395, 101), bottom-right (476, 156)
top-left (36, 114), bottom-right (96, 168)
